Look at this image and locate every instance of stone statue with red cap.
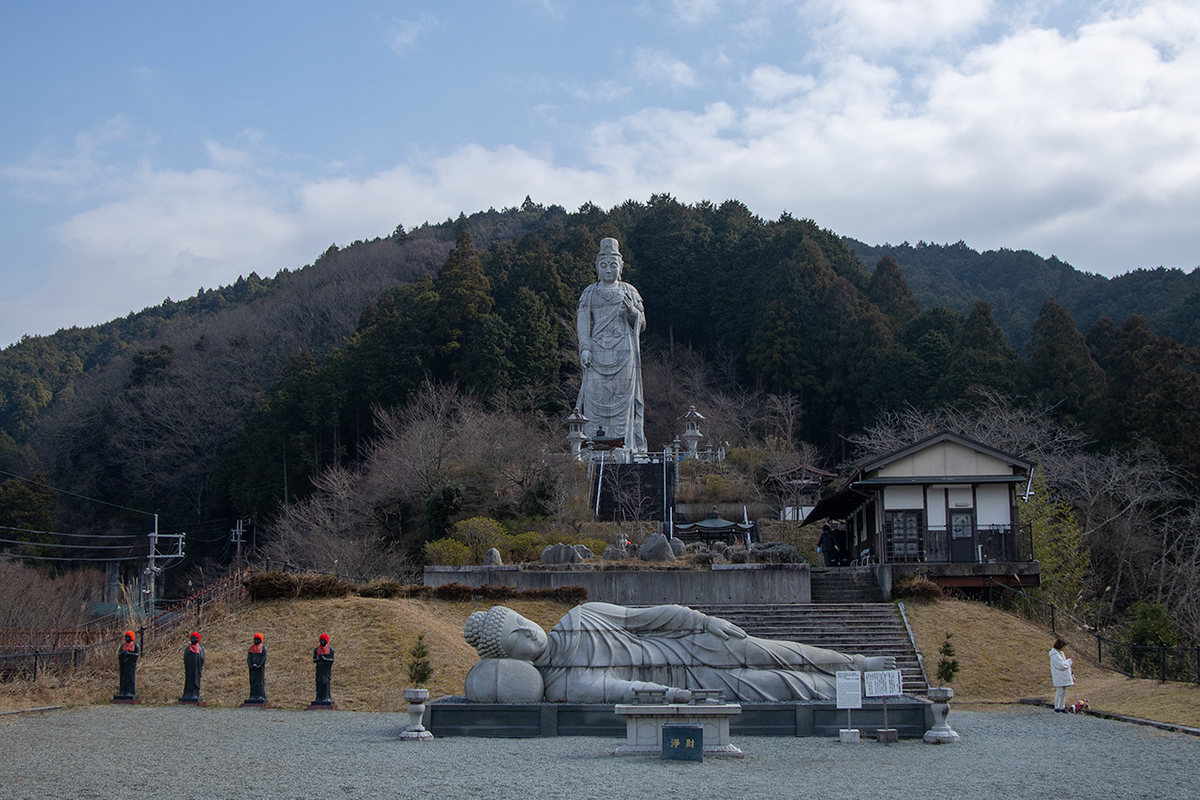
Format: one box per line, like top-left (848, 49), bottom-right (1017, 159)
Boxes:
top-left (114, 630), bottom-right (139, 701)
top-left (312, 634), bottom-right (335, 707)
top-left (179, 632), bottom-right (205, 703)
top-left (245, 633), bottom-right (267, 705)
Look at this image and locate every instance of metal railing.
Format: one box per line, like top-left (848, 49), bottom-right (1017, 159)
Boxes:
top-left (1, 567), bottom-right (252, 683)
top-left (884, 522), bottom-right (1034, 565)
top-left (978, 578), bottom-right (1200, 684)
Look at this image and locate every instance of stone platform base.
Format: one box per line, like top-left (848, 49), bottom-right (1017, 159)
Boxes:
top-left (306, 703), bottom-right (338, 711)
top-left (427, 697), bottom-right (932, 738)
top-left (614, 703), bottom-right (744, 757)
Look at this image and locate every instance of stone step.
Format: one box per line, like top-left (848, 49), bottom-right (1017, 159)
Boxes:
top-left (692, 602), bottom-right (928, 694)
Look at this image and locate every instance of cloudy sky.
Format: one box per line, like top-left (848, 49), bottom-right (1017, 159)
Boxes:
top-left (2, 0), bottom-right (1198, 347)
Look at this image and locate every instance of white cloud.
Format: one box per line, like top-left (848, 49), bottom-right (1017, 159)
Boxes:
top-left (634, 48), bottom-right (699, 88)
top-left (804, 0), bottom-right (995, 52)
top-left (745, 65), bottom-right (817, 102)
top-left (672, 0), bottom-right (722, 24)
top-left (387, 13), bottom-right (441, 56)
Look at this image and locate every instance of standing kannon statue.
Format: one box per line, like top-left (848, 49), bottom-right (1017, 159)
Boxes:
top-left (576, 238), bottom-right (646, 453)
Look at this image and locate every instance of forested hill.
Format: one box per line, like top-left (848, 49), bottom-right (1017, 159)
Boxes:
top-left (848, 239), bottom-right (1200, 351)
top-left (1, 196), bottom-right (1198, 571)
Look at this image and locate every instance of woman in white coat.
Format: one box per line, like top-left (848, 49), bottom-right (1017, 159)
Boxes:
top-left (1049, 638), bottom-right (1074, 711)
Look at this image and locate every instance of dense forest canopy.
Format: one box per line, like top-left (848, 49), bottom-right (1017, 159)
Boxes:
top-left (2, 195), bottom-right (1198, 640)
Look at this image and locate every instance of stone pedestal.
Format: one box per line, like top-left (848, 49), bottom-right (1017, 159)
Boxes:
top-left (400, 688), bottom-right (433, 741)
top-left (875, 728), bottom-right (899, 744)
top-left (613, 703), bottom-right (743, 757)
top-left (839, 729), bottom-right (861, 743)
top-left (923, 687), bottom-right (960, 743)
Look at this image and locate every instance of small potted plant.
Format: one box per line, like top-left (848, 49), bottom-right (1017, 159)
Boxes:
top-left (924, 632), bottom-right (960, 743)
top-left (401, 634), bottom-right (435, 741)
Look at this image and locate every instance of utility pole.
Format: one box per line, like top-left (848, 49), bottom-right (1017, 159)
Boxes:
top-left (144, 513), bottom-right (159, 611)
top-left (231, 519), bottom-right (244, 566)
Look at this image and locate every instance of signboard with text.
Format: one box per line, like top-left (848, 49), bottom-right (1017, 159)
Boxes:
top-left (835, 670), bottom-right (862, 709)
top-left (864, 670), bottom-right (903, 698)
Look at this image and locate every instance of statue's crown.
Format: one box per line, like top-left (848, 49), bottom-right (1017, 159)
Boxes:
top-left (598, 237), bottom-right (621, 257)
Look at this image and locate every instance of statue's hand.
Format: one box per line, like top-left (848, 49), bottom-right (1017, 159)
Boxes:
top-left (706, 616), bottom-right (748, 640)
top-left (580, 349), bottom-right (592, 367)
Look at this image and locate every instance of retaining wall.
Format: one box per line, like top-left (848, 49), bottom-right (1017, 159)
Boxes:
top-left (424, 563), bottom-right (811, 605)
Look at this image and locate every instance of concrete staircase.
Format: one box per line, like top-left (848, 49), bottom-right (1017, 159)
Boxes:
top-left (810, 567), bottom-right (883, 603)
top-left (691, 602), bottom-right (929, 695)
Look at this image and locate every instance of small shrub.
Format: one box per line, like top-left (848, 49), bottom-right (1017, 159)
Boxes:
top-left (424, 538), bottom-right (473, 566)
top-left (358, 578), bottom-right (404, 599)
top-left (452, 517), bottom-right (507, 562)
top-left (407, 633), bottom-right (434, 686)
top-left (298, 573), bottom-right (356, 599)
top-left (895, 574), bottom-right (943, 601)
top-left (935, 632), bottom-right (959, 685)
top-left (244, 571), bottom-right (300, 600)
top-left (505, 531), bottom-right (545, 563)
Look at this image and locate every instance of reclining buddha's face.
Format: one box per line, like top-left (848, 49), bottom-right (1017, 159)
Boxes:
top-left (501, 610), bottom-right (548, 661)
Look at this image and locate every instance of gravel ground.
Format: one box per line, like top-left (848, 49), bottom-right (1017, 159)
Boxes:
top-left (1, 704), bottom-right (1196, 800)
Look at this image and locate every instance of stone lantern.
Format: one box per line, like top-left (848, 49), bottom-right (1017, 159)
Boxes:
top-left (680, 405), bottom-right (705, 455)
top-left (566, 408), bottom-right (589, 458)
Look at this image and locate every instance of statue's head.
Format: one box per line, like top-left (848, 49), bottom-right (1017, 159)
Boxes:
top-left (595, 237), bottom-right (623, 284)
top-left (465, 606), bottom-right (548, 661)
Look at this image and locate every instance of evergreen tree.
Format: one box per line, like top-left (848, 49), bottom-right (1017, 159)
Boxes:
top-left (868, 255), bottom-right (921, 331)
top-left (433, 230), bottom-right (493, 374)
top-left (1028, 299), bottom-right (1105, 424)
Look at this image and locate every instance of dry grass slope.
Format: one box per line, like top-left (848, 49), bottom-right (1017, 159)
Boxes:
top-left (905, 597), bottom-right (1200, 728)
top-left (4, 594), bottom-right (1199, 730)
top-left (0, 596), bottom-right (570, 712)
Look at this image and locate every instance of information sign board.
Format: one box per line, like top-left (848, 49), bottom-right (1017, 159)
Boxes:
top-left (835, 670), bottom-right (862, 710)
top-left (864, 669), bottom-right (903, 698)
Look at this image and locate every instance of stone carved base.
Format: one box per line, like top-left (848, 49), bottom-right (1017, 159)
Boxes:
top-left (923, 687), bottom-right (960, 744)
top-left (613, 703), bottom-right (743, 757)
top-left (401, 688), bottom-right (434, 741)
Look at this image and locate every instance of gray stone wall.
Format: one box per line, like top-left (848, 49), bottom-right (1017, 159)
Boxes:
top-left (424, 563), bottom-right (811, 605)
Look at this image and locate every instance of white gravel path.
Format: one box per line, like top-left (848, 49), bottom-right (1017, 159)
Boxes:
top-left (1, 704), bottom-right (1196, 799)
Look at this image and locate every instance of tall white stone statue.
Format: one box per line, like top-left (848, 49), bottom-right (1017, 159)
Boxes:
top-left (576, 238), bottom-right (646, 453)
top-left (463, 602), bottom-right (896, 704)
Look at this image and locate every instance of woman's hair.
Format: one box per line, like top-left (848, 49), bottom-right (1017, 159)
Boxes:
top-left (464, 606), bottom-right (517, 658)
top-left (1053, 638), bottom-right (1067, 650)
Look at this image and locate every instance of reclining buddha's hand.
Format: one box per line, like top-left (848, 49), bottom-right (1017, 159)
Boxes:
top-left (705, 616), bottom-right (748, 640)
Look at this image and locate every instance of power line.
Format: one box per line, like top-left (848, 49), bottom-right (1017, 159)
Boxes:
top-left (1, 551), bottom-right (142, 563)
top-left (0, 537), bottom-right (143, 550)
top-left (0, 468), bottom-right (156, 517)
top-left (0, 524), bottom-right (145, 540)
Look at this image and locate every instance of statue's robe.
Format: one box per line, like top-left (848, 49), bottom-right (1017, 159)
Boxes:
top-left (536, 602), bottom-right (862, 703)
top-left (313, 645), bottom-right (335, 704)
top-left (180, 643), bottom-right (205, 701)
top-left (116, 641), bottom-right (139, 699)
top-left (246, 643), bottom-right (267, 703)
